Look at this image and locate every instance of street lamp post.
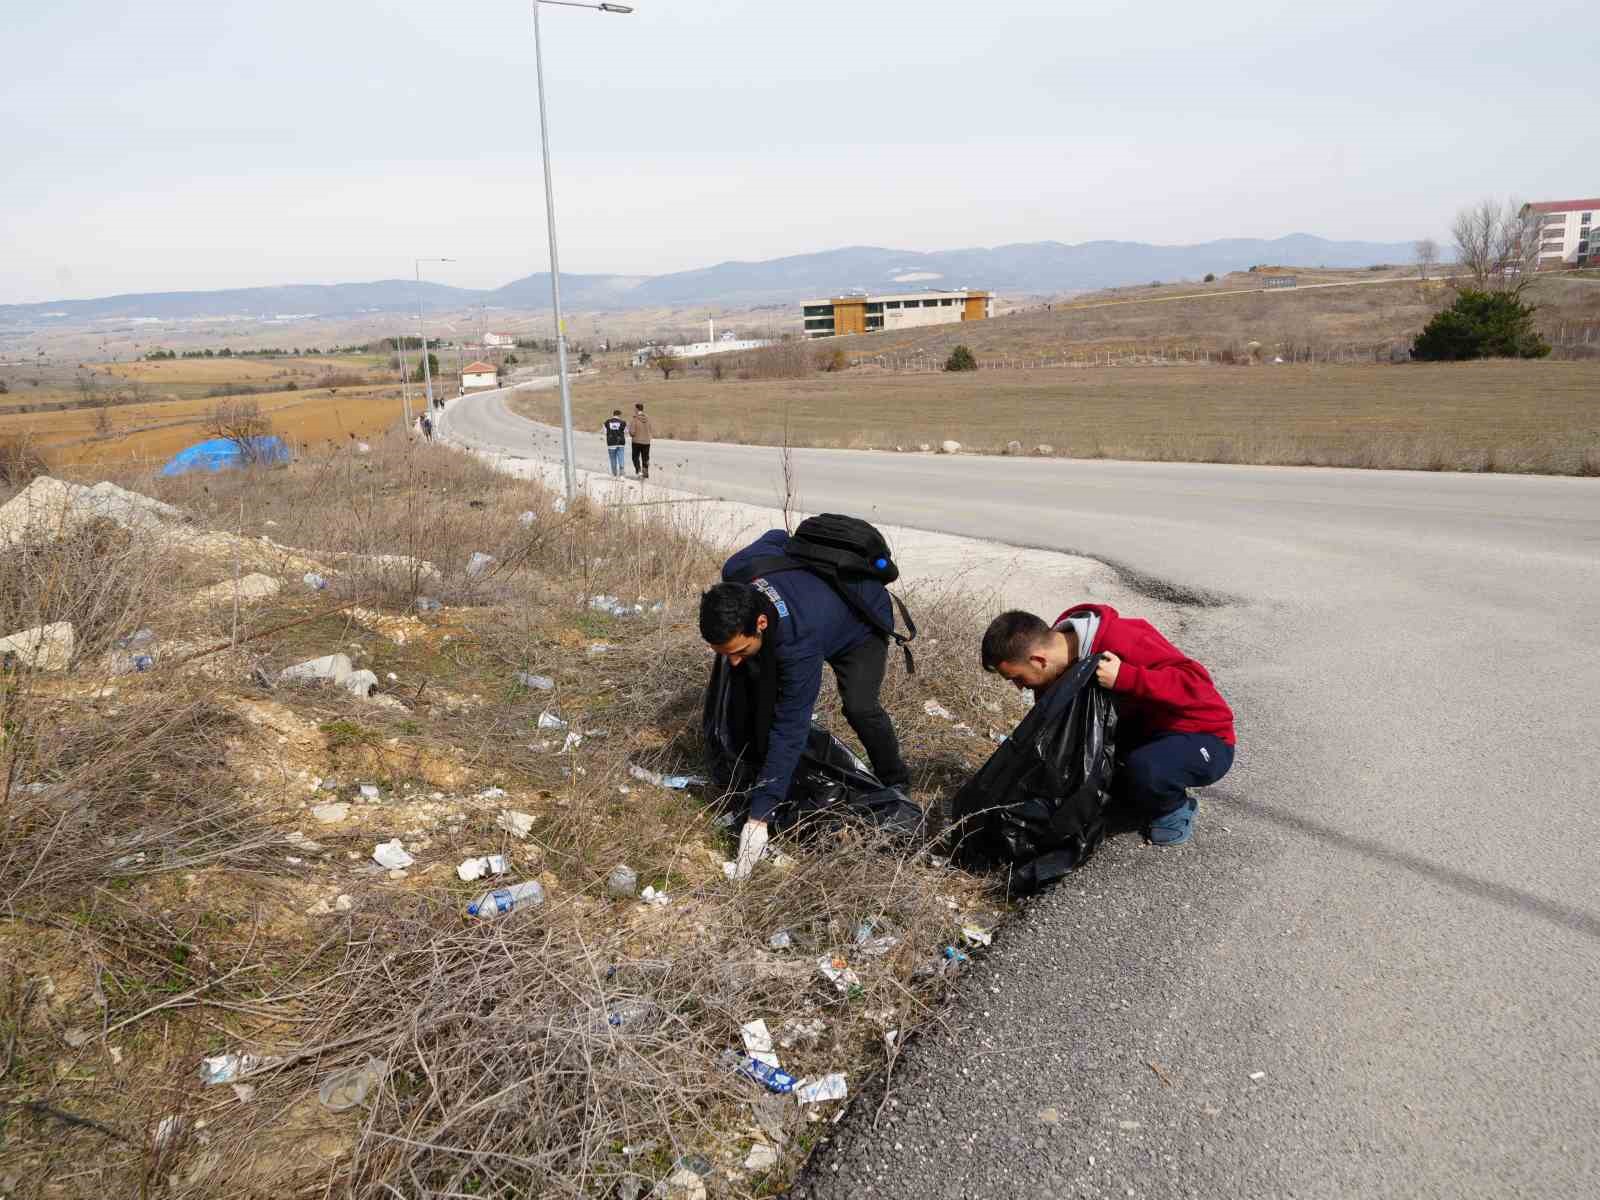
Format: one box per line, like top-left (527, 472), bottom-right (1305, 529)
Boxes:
top-left (531, 0), bottom-right (634, 503)
top-left (414, 257), bottom-right (454, 419)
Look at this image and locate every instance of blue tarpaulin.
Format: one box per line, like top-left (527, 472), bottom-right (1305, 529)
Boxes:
top-left (160, 436), bottom-right (290, 476)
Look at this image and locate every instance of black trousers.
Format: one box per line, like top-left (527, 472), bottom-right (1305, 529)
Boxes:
top-left (830, 635), bottom-right (910, 788)
top-left (631, 443), bottom-right (651, 475)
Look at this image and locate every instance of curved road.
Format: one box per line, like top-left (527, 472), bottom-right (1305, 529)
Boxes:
top-left (449, 385), bottom-right (1600, 1199)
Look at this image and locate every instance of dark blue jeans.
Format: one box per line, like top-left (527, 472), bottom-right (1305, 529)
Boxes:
top-left (1116, 732), bottom-right (1235, 819)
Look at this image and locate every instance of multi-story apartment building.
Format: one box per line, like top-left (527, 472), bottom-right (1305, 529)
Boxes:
top-left (800, 290), bottom-right (992, 339)
top-left (1521, 198), bottom-right (1597, 269)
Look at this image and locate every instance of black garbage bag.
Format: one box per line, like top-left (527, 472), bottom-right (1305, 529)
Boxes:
top-left (702, 655), bottom-right (924, 839)
top-left (948, 655), bottom-right (1117, 893)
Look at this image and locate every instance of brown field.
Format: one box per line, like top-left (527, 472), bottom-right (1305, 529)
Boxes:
top-left (0, 351), bottom-right (430, 469)
top-left (522, 359), bottom-right (1600, 474)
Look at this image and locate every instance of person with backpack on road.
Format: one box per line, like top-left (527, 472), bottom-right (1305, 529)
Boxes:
top-left (700, 517), bottom-right (914, 877)
top-left (628, 402), bottom-right (652, 479)
top-left (602, 409), bottom-right (628, 477)
top-left (979, 605), bottom-right (1235, 847)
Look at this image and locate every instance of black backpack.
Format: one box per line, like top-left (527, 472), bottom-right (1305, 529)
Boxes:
top-left (732, 514), bottom-right (918, 672)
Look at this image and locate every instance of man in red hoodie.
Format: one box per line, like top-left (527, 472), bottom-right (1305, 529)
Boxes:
top-left (979, 605), bottom-right (1235, 846)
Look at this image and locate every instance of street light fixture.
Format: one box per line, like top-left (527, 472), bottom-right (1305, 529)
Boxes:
top-left (532, 0), bottom-right (634, 502)
top-left (414, 257), bottom-right (454, 419)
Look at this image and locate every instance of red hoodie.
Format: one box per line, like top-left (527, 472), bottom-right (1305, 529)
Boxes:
top-left (1056, 603), bottom-right (1235, 745)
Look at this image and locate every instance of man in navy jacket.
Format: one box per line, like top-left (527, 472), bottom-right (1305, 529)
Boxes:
top-left (700, 529), bottom-right (911, 876)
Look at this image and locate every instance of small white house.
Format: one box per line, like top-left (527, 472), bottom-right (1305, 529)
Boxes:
top-left (461, 360), bottom-right (498, 391)
top-left (483, 331), bottom-right (516, 349)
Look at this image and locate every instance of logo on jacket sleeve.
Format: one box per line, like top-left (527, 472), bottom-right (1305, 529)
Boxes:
top-left (751, 576), bottom-right (789, 618)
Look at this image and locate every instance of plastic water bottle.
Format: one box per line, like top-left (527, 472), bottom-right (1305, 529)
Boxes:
top-left (721, 1049), bottom-right (798, 1094)
top-left (466, 880), bottom-right (545, 919)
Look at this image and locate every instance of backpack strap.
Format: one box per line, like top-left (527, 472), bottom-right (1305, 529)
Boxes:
top-left (733, 555), bottom-right (917, 674)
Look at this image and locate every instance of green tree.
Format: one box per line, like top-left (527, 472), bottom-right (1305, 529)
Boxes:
top-left (944, 344), bottom-right (977, 372)
top-left (1411, 289), bottom-right (1550, 361)
top-left (411, 352), bottom-right (440, 382)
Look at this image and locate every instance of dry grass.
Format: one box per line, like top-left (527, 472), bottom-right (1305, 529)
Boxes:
top-left (527, 359), bottom-right (1600, 475)
top-left (0, 435), bottom-right (1012, 1198)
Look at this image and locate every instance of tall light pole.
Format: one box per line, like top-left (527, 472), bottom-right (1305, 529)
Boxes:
top-left (414, 257), bottom-right (453, 414)
top-left (532, 0), bottom-right (634, 502)
top-left (395, 329), bottom-right (412, 427)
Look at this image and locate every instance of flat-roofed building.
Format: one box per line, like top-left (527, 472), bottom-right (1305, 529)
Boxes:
top-left (1521, 198), bottom-right (1597, 269)
top-left (800, 290), bottom-right (992, 339)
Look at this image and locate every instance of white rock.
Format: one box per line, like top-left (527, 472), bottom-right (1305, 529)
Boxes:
top-left (342, 669), bottom-right (379, 698)
top-left (0, 476), bottom-right (184, 550)
top-left (496, 810), bottom-right (534, 839)
top-left (1034, 443), bottom-right (1055, 456)
top-left (0, 621), bottom-right (75, 671)
top-left (280, 653), bottom-right (354, 685)
top-left (193, 573), bottom-right (280, 605)
top-left (334, 894), bottom-right (353, 911)
top-left (744, 1142), bottom-right (778, 1171)
top-left (1005, 440), bottom-right (1023, 455)
top-left (940, 440), bottom-right (961, 454)
top-left (311, 803), bottom-right (350, 823)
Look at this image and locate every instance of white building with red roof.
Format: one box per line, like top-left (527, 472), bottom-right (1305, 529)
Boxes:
top-left (461, 361), bottom-right (499, 391)
top-left (1520, 198), bottom-right (1597, 269)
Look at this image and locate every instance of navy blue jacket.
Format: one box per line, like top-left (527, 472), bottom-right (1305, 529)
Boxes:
top-left (722, 529), bottom-right (892, 820)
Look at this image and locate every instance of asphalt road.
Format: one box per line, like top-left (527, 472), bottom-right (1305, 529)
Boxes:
top-left (448, 386), bottom-right (1600, 1198)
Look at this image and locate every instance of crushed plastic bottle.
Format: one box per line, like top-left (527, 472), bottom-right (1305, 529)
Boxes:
top-left (466, 880), bottom-right (545, 918)
top-left (516, 672), bottom-right (555, 691)
top-left (596, 999), bottom-right (661, 1032)
top-left (303, 572), bottom-right (329, 591)
top-left (132, 653), bottom-right (154, 672)
top-left (722, 1049), bottom-right (798, 1094)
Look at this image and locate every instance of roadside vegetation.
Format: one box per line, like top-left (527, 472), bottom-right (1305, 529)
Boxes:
top-left (0, 435), bottom-right (1016, 1198)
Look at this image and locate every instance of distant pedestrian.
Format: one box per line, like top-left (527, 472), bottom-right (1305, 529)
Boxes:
top-left (629, 402), bottom-right (652, 479)
top-left (602, 409), bottom-right (627, 476)
top-left (420, 413), bottom-right (434, 441)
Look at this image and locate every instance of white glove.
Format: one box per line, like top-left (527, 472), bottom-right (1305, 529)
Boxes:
top-left (733, 819), bottom-right (770, 880)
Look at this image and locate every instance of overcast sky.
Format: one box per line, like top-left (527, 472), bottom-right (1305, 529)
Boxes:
top-left (4, 0), bottom-right (1595, 303)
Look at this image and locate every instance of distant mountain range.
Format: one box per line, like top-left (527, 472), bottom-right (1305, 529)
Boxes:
top-left (1, 234), bottom-right (1420, 324)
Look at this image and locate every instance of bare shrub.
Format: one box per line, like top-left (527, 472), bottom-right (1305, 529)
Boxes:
top-left (0, 434), bottom-right (49, 488)
top-left (733, 341), bottom-right (820, 381)
top-left (204, 398), bottom-right (275, 462)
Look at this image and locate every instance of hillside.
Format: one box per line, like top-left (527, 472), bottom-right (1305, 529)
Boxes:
top-left (0, 234), bottom-right (1421, 325)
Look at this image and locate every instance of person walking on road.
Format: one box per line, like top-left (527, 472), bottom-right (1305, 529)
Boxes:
top-left (629, 402), bottom-right (652, 479)
top-left (602, 409), bottom-right (628, 477)
top-left (419, 413), bottom-right (433, 442)
top-left (980, 606), bottom-right (1235, 846)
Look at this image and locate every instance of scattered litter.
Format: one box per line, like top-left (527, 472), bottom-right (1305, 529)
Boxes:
top-left (923, 699), bottom-right (955, 720)
top-left (465, 551), bottom-right (495, 577)
top-left (496, 810), bottom-right (535, 839)
top-left (607, 864), bottom-right (639, 898)
top-left (466, 880), bottom-right (545, 918)
top-left (359, 783), bottom-right (381, 800)
top-left (131, 653), bottom-right (154, 672)
top-left (154, 1114), bottom-right (187, 1150)
top-left (456, 854), bottom-right (508, 883)
top-left (628, 764), bottom-right (705, 790)
top-left (588, 594), bottom-right (634, 617)
top-left (552, 496), bottom-right (567, 514)
top-left (586, 642), bottom-right (610, 655)
top-left (311, 803), bottom-right (349, 824)
top-left (537, 710), bottom-right (568, 730)
top-left (198, 1053), bottom-right (277, 1086)
top-left (721, 860), bottom-right (737, 880)
top-left (517, 510), bottom-right (537, 527)
top-left (355, 441), bottom-right (371, 454)
top-left (372, 839), bottom-right (415, 870)
top-left (231, 1084), bottom-right (256, 1104)
top-left (768, 929), bottom-right (794, 950)
top-left (598, 1000), bottom-right (661, 1033)
top-left (744, 1141), bottom-right (778, 1171)
top-left (302, 572), bottom-right (328, 591)
top-left (478, 786), bottom-right (507, 800)
top-left (561, 731), bottom-right (583, 753)
top-left (1249, 1071), bottom-right (1267, 1081)
top-left (415, 596), bottom-right (441, 613)
top-left (640, 884), bottom-right (670, 906)
top-left (335, 894), bottom-right (353, 911)
top-left (817, 955), bottom-right (861, 993)
top-left (741, 1019), bottom-right (780, 1068)
top-left (112, 852), bottom-right (148, 869)
top-left (280, 653), bottom-right (354, 686)
top-left (794, 1073), bottom-right (848, 1104)
top-left (953, 722), bottom-right (974, 735)
top-left (318, 1057), bottom-right (388, 1111)
top-left (857, 935), bottom-right (900, 957)
top-left (117, 628), bottom-right (156, 649)
top-left (516, 672), bottom-right (555, 690)
top-left (660, 1167), bottom-right (707, 1200)
top-left (777, 1018), bottom-right (826, 1048)
top-left (723, 1049), bottom-right (798, 1094)
top-left (961, 924), bottom-right (994, 947)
